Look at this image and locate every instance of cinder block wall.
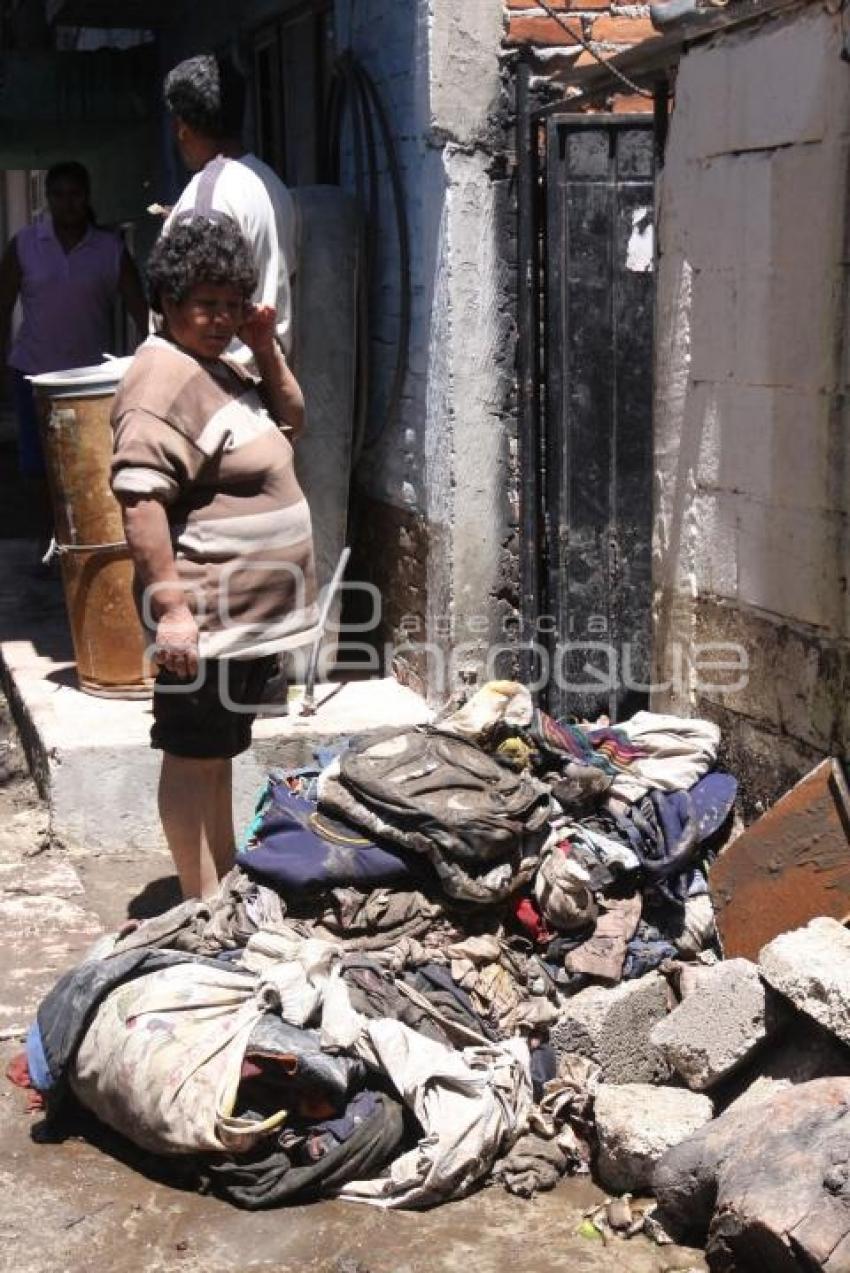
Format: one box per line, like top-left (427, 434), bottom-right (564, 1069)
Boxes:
top-left (652, 6), bottom-right (850, 810)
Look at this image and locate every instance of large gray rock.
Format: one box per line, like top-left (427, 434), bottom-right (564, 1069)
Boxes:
top-left (650, 958), bottom-right (785, 1090)
top-left (655, 1077), bottom-right (850, 1272)
top-left (594, 1082), bottom-right (713, 1193)
top-left (760, 918), bottom-right (850, 1048)
top-left (552, 972), bottom-right (672, 1083)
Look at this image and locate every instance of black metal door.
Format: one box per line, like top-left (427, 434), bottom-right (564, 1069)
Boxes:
top-left (543, 116), bottom-right (655, 723)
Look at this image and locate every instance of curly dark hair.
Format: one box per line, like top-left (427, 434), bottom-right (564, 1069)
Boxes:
top-left (163, 53), bottom-right (245, 140)
top-left (146, 216), bottom-right (258, 313)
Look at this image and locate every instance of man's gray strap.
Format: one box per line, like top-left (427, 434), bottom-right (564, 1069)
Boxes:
top-left (173, 155), bottom-right (229, 223)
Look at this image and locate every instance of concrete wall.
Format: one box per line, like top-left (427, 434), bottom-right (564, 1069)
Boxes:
top-left (338, 0), bottom-right (517, 698)
top-left (653, 5), bottom-right (850, 809)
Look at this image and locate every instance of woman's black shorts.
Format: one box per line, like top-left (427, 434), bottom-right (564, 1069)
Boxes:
top-left (150, 656), bottom-right (278, 760)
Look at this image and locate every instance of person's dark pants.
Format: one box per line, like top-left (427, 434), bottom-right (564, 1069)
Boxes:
top-left (11, 370), bottom-right (45, 477)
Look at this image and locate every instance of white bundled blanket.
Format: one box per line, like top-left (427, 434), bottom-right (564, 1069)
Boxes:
top-left (340, 1019), bottom-right (532, 1208)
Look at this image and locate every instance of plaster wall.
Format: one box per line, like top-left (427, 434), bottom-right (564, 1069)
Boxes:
top-left (440, 144), bottom-right (516, 673)
top-left (653, 5), bottom-right (850, 805)
top-left (338, 0), bottom-right (515, 695)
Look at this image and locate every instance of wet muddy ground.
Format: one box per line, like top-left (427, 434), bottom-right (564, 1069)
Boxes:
top-left (0, 694), bottom-right (707, 1273)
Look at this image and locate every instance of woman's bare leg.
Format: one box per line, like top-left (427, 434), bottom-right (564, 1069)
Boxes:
top-left (158, 753), bottom-right (235, 899)
top-left (212, 756), bottom-right (236, 881)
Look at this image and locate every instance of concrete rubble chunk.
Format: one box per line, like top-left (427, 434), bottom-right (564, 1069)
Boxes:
top-left (552, 972), bottom-right (672, 1083)
top-left (650, 958), bottom-right (784, 1090)
top-left (723, 1075), bottom-right (792, 1115)
top-left (759, 917), bottom-right (850, 1048)
top-left (721, 1014), bottom-right (850, 1112)
top-left (594, 1082), bottom-right (713, 1193)
top-left (655, 1078), bottom-right (850, 1272)
top-left (710, 759), bottom-right (850, 962)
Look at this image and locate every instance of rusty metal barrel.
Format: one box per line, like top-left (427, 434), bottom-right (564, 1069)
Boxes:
top-left (31, 362), bottom-right (153, 699)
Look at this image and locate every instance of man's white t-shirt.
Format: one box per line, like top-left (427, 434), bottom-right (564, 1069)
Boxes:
top-left (163, 152), bottom-right (297, 359)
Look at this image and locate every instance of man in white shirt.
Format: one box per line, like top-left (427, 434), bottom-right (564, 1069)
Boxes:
top-left (161, 53), bottom-right (297, 359)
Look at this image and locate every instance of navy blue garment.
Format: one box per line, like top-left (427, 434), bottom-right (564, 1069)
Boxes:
top-left (622, 923), bottom-right (679, 979)
top-left (298, 1089), bottom-right (380, 1161)
top-left (614, 772), bottom-right (737, 904)
top-left (655, 772), bottom-right (737, 856)
top-left (237, 781), bottom-right (425, 895)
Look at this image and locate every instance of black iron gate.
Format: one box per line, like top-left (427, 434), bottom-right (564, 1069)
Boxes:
top-left (517, 80), bottom-right (660, 723)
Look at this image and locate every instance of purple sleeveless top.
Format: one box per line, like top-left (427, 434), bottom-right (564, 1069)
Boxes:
top-left (9, 216), bottom-right (123, 375)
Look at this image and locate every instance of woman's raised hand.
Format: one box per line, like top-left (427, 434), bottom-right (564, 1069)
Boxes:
top-left (237, 302), bottom-right (277, 357)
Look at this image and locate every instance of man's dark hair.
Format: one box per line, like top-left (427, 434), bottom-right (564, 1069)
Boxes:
top-left (163, 53), bottom-right (245, 140)
top-left (146, 216), bottom-right (258, 313)
top-left (46, 161), bottom-right (90, 193)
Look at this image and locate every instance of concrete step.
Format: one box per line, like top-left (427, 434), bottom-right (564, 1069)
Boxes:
top-left (0, 539), bottom-right (431, 852)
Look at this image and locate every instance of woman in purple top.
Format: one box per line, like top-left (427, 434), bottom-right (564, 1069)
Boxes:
top-left (0, 162), bottom-right (148, 486)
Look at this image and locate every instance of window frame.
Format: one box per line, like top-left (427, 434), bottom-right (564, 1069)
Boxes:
top-left (250, 0), bottom-right (333, 187)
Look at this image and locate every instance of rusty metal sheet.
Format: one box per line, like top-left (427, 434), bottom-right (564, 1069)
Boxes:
top-left (710, 759), bottom-right (850, 961)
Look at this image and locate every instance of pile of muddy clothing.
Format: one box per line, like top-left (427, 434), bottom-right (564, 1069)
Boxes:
top-left (19, 683), bottom-right (749, 1213)
top-left (237, 682), bottom-right (736, 1012)
top-left (27, 931), bottom-right (531, 1209)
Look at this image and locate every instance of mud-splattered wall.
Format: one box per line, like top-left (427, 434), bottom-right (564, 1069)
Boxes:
top-left (337, 0), bottom-right (519, 699)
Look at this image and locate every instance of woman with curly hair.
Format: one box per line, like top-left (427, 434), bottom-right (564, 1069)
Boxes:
top-left (110, 216), bottom-right (318, 899)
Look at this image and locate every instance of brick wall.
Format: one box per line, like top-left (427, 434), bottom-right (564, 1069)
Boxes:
top-left (504, 0), bottom-right (655, 68)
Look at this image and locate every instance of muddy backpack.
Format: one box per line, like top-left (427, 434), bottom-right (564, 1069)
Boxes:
top-left (322, 728), bottom-right (552, 904)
